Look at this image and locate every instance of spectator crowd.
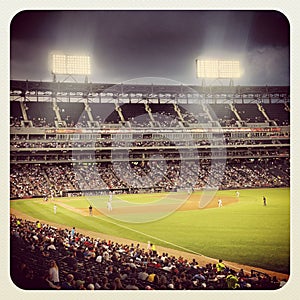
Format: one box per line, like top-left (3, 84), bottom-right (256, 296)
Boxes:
top-left (10, 215), bottom-right (286, 290)
top-left (10, 157), bottom-right (289, 199)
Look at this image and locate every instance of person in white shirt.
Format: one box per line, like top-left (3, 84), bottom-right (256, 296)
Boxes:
top-left (48, 260), bottom-right (60, 285)
top-left (218, 198), bottom-right (223, 207)
top-left (107, 192), bottom-right (113, 212)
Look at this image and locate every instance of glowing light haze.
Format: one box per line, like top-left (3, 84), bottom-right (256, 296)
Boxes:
top-left (10, 10), bottom-right (289, 85)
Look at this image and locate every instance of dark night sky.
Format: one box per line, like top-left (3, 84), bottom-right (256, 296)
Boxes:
top-left (10, 10), bottom-right (290, 85)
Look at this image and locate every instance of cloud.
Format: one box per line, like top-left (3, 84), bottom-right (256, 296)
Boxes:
top-left (241, 46), bottom-right (289, 85)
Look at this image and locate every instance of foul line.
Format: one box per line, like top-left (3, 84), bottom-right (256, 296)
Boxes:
top-left (94, 214), bottom-right (254, 274)
top-left (97, 214), bottom-right (206, 258)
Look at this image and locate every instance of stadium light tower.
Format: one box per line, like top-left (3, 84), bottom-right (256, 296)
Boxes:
top-left (195, 59), bottom-right (240, 87)
top-left (50, 52), bottom-right (91, 83)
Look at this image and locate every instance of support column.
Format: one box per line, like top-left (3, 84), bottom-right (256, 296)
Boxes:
top-left (115, 103), bottom-right (125, 123)
top-left (84, 99), bottom-right (94, 122)
top-left (52, 98), bottom-right (62, 122)
top-left (229, 103), bottom-right (243, 124)
top-left (20, 99), bottom-right (28, 122)
top-left (173, 103), bottom-right (184, 122)
top-left (257, 103), bottom-right (276, 126)
top-left (145, 103), bottom-right (155, 122)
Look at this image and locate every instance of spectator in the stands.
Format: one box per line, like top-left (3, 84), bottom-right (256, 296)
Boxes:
top-left (125, 278), bottom-right (139, 290)
top-left (61, 274), bottom-right (75, 290)
top-left (10, 215), bottom-right (285, 291)
top-left (111, 277), bottom-right (125, 290)
top-left (48, 260), bottom-right (60, 286)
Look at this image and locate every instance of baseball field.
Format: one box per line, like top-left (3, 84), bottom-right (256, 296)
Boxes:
top-left (10, 187), bottom-right (290, 277)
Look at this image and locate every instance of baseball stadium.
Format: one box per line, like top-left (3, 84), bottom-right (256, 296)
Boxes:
top-left (10, 74), bottom-right (290, 288)
top-left (9, 10), bottom-right (290, 292)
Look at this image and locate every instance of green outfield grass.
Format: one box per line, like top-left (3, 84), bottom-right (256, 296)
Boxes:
top-left (10, 187), bottom-right (290, 274)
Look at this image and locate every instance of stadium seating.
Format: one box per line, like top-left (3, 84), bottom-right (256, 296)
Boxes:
top-left (234, 104), bottom-right (265, 124)
top-left (262, 103), bottom-right (289, 126)
top-left (26, 102), bottom-right (57, 127)
top-left (10, 158), bottom-right (289, 198)
top-left (10, 91), bottom-right (290, 290)
top-left (9, 102), bottom-right (290, 128)
top-left (208, 104), bottom-right (237, 126)
top-left (89, 103), bottom-right (120, 124)
top-left (10, 215), bottom-right (282, 290)
top-left (10, 101), bottom-right (23, 127)
top-left (10, 99), bottom-right (290, 198)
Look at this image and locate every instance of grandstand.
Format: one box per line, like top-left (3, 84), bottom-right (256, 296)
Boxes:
top-left (10, 80), bottom-right (290, 198)
top-left (10, 215), bottom-right (286, 290)
top-left (10, 79), bottom-right (290, 290)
